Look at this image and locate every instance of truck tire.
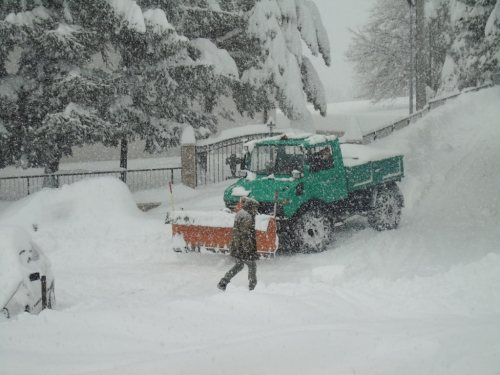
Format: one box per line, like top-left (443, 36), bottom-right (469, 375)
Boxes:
top-left (368, 183), bottom-right (403, 231)
top-left (293, 207), bottom-right (333, 253)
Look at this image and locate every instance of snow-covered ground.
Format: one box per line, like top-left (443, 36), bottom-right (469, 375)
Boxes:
top-left (0, 87), bottom-right (499, 374)
top-left (277, 97), bottom-right (410, 135)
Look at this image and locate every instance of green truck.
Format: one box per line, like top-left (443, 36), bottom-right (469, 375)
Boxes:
top-left (223, 133), bottom-right (405, 253)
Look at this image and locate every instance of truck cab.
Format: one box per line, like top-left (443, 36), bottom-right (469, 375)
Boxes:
top-left (224, 135), bottom-right (347, 218)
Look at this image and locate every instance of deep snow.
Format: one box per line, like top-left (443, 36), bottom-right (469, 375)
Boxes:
top-left (0, 87), bottom-right (499, 374)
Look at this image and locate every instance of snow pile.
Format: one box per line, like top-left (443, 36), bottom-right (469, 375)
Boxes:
top-left (0, 177), bottom-right (145, 239)
top-left (339, 118), bottom-right (364, 143)
top-left (304, 134), bottom-right (337, 145)
top-left (180, 125), bottom-right (196, 145)
top-left (231, 186), bottom-right (251, 197)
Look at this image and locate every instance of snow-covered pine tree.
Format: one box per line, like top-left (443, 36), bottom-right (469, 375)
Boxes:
top-left (0, 2), bottom-right (114, 186)
top-left (482, 0), bottom-right (500, 80)
top-left (143, 0), bottom-right (331, 133)
top-left (237, 0), bottom-right (330, 132)
top-left (443, 0), bottom-right (497, 90)
top-left (72, 0), bottom-right (233, 171)
top-left (426, 0), bottom-right (453, 95)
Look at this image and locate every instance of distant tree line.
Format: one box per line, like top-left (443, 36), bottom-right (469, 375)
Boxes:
top-left (346, 0), bottom-right (500, 102)
top-left (0, 0), bottom-right (331, 184)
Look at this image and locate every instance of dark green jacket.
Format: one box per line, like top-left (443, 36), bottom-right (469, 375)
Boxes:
top-left (229, 199), bottom-right (259, 261)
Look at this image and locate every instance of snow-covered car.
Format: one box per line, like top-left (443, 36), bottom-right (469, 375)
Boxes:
top-left (1, 226), bottom-right (56, 320)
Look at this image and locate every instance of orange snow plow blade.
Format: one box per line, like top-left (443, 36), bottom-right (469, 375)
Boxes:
top-left (167, 212), bottom-right (278, 258)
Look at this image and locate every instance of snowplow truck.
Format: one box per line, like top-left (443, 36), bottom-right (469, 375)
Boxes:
top-left (170, 133), bottom-right (404, 255)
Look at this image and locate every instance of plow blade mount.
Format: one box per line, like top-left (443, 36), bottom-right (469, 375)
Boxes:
top-left (167, 211), bottom-right (278, 258)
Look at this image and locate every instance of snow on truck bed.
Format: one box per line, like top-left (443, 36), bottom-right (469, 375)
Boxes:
top-left (340, 143), bottom-right (402, 167)
top-left (0, 87), bottom-right (499, 375)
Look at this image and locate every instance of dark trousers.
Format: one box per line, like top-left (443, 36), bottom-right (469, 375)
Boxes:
top-left (223, 259), bottom-right (257, 287)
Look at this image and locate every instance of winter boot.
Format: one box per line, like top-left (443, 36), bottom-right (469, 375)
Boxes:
top-left (249, 281), bottom-right (257, 291)
top-left (217, 279), bottom-right (229, 291)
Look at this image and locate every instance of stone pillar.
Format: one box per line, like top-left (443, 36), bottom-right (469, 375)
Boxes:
top-left (181, 145), bottom-right (196, 189)
top-left (181, 126), bottom-right (197, 189)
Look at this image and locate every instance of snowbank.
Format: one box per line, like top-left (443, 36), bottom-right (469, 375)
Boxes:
top-left (0, 177), bottom-right (145, 238)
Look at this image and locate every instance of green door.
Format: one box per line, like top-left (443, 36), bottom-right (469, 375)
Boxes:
top-left (305, 142), bottom-right (348, 204)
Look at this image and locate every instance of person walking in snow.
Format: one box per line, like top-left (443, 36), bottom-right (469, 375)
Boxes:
top-left (218, 198), bottom-right (260, 291)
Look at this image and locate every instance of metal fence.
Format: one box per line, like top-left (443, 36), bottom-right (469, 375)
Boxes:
top-left (195, 132), bottom-right (283, 186)
top-left (0, 167), bottom-right (181, 201)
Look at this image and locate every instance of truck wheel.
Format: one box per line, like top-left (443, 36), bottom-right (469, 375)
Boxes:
top-left (368, 184), bottom-right (402, 231)
top-left (293, 208), bottom-right (333, 253)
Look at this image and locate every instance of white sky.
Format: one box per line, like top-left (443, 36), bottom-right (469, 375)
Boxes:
top-left (307, 0), bottom-right (376, 101)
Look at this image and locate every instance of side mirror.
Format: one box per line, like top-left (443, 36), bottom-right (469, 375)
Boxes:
top-left (292, 170), bottom-right (302, 180)
top-left (238, 170), bottom-right (248, 178)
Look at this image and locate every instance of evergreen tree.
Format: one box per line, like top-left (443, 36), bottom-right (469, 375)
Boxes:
top-left (140, 0), bottom-right (331, 132)
top-left (0, 3), bottom-right (113, 185)
top-left (445, 0), bottom-right (497, 90)
top-left (482, 0), bottom-right (500, 80)
top-left (72, 0), bottom-right (230, 170)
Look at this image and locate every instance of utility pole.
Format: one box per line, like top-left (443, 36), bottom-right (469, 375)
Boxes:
top-left (415, 0), bottom-right (427, 111)
top-left (407, 0), bottom-right (414, 115)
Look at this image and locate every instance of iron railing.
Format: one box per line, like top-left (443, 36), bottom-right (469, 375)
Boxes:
top-left (195, 132), bottom-right (283, 186)
top-left (0, 167), bottom-right (181, 201)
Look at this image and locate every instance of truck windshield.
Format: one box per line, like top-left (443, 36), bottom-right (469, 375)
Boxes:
top-left (248, 145), bottom-right (304, 175)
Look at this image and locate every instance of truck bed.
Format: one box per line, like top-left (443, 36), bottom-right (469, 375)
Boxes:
top-left (340, 144), bottom-right (404, 192)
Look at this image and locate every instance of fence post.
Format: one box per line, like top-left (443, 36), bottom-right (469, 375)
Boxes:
top-left (41, 276), bottom-right (47, 310)
top-left (181, 126), bottom-right (197, 189)
top-left (120, 138), bottom-right (128, 184)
